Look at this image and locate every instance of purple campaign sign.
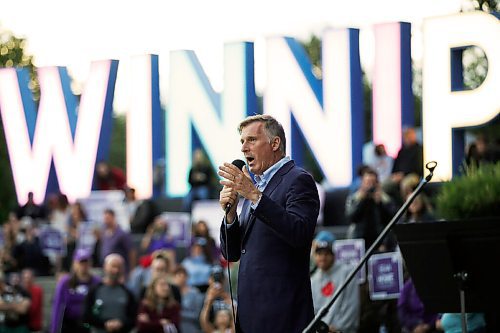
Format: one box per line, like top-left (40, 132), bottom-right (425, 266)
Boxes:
top-left (368, 252), bottom-right (403, 300)
top-left (77, 221), bottom-right (98, 252)
top-left (333, 239), bottom-right (366, 284)
top-left (40, 227), bottom-right (66, 256)
top-left (156, 212), bottom-right (191, 247)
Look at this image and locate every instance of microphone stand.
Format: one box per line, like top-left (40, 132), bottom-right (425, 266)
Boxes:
top-left (303, 161), bottom-right (437, 333)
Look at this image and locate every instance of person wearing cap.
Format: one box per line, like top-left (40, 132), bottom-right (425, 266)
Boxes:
top-left (310, 231), bottom-right (337, 274)
top-left (50, 248), bottom-right (100, 333)
top-left (311, 240), bottom-right (360, 333)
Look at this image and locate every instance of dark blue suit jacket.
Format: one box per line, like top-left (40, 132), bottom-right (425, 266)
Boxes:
top-left (220, 160), bottom-right (319, 333)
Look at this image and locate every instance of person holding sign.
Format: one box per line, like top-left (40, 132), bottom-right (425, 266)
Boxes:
top-left (311, 239), bottom-right (360, 333)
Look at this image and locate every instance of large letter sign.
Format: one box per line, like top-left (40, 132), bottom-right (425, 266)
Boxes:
top-left (126, 55), bottom-right (163, 199)
top-left (372, 22), bottom-right (414, 157)
top-left (422, 12), bottom-right (500, 180)
top-left (166, 42), bottom-right (256, 197)
top-left (265, 30), bottom-right (364, 187)
top-left (0, 13), bottom-right (498, 204)
top-left (0, 60), bottom-right (118, 204)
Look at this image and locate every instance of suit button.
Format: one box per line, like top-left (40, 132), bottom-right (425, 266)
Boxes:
top-left (241, 249), bottom-right (246, 254)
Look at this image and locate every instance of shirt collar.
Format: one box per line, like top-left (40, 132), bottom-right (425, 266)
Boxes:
top-left (254, 156), bottom-right (291, 191)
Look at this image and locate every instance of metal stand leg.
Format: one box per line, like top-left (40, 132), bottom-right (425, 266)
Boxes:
top-left (454, 271), bottom-right (468, 333)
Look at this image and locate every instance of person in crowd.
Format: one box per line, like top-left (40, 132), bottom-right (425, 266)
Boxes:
top-left (199, 273), bottom-right (235, 333)
top-left (183, 148), bottom-right (215, 211)
top-left (218, 114), bottom-right (320, 332)
top-left (436, 313), bottom-right (486, 333)
top-left (310, 230), bottom-right (336, 274)
top-left (0, 271), bottom-right (31, 333)
top-left (136, 276), bottom-right (181, 333)
top-left (94, 161), bottom-right (126, 191)
top-left (62, 202), bottom-right (89, 272)
top-left (192, 220), bottom-right (219, 262)
top-left (20, 269), bottom-right (43, 333)
top-left (181, 237), bottom-right (213, 292)
top-left (383, 127), bottom-right (423, 203)
top-left (51, 248), bottom-right (100, 333)
top-left (137, 254), bottom-right (181, 303)
top-left (367, 144), bottom-right (394, 183)
top-left (391, 127), bottom-right (423, 179)
top-left (402, 194), bottom-right (435, 224)
top-left (345, 169), bottom-right (397, 250)
top-left (348, 165), bottom-right (373, 194)
top-left (83, 254), bottom-right (137, 333)
top-left (140, 217), bottom-right (176, 257)
top-left (99, 209), bottom-right (136, 273)
top-left (172, 266), bottom-right (204, 333)
top-left (47, 193), bottom-right (71, 236)
top-left (465, 134), bottom-right (499, 168)
top-left (16, 192), bottom-right (46, 221)
top-left (12, 224), bottom-right (50, 276)
top-left (397, 278), bottom-right (439, 333)
top-left (123, 187), bottom-right (141, 227)
top-left (0, 214), bottom-right (22, 274)
top-left (311, 239), bottom-right (360, 333)
top-left (399, 173), bottom-right (420, 201)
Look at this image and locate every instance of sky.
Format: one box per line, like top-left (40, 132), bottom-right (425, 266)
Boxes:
top-left (0, 0), bottom-right (465, 112)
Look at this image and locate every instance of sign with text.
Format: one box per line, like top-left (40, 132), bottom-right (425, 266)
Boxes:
top-left (0, 12), bottom-right (497, 203)
top-left (39, 226), bottom-right (66, 256)
top-left (156, 212), bottom-right (191, 247)
top-left (368, 252), bottom-right (403, 300)
top-left (77, 220), bottom-right (98, 252)
top-left (79, 190), bottom-right (130, 231)
top-left (333, 238), bottom-right (366, 284)
top-left (191, 199), bottom-right (244, 246)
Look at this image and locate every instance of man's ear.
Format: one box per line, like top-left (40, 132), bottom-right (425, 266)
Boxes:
top-left (271, 137), bottom-right (281, 152)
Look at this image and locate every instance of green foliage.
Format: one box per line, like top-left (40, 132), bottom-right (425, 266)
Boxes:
top-left (0, 117), bottom-right (16, 221)
top-left (436, 162), bottom-right (500, 220)
top-left (109, 114), bottom-right (127, 173)
top-left (470, 0), bottom-right (500, 12)
top-left (0, 26), bottom-right (37, 221)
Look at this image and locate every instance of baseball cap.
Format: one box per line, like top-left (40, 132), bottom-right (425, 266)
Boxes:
top-left (73, 248), bottom-right (92, 261)
top-left (314, 230), bottom-right (336, 243)
top-left (315, 240), bottom-right (334, 254)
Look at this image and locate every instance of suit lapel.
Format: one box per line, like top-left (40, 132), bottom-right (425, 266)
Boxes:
top-left (241, 161), bottom-right (294, 242)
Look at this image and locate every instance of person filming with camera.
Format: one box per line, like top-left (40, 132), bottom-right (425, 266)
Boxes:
top-left (199, 265), bottom-right (235, 333)
top-left (345, 168), bottom-right (397, 251)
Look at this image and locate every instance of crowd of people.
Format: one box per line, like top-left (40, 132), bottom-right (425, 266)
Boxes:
top-left (0, 123), bottom-right (498, 333)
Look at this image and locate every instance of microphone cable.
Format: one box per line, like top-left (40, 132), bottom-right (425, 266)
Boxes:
top-left (223, 208), bottom-right (237, 328)
top-left (222, 159), bottom-right (245, 328)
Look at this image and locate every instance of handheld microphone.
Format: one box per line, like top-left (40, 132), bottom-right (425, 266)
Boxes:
top-left (225, 159), bottom-right (246, 213)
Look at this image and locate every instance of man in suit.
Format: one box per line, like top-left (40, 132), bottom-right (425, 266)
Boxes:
top-left (218, 114), bottom-right (320, 333)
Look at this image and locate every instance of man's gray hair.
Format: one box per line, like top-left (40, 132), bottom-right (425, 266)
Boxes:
top-left (104, 253), bottom-right (124, 267)
top-left (238, 114), bottom-right (286, 155)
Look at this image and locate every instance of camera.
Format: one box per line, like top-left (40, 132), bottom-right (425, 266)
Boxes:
top-left (367, 186), bottom-right (376, 194)
top-left (211, 265), bottom-right (224, 283)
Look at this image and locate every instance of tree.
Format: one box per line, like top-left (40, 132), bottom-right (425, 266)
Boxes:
top-left (0, 26), bottom-right (39, 221)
